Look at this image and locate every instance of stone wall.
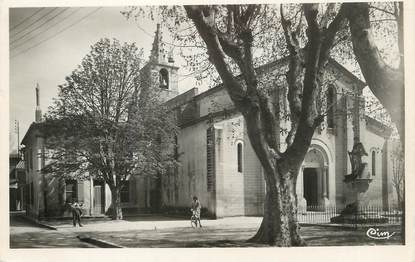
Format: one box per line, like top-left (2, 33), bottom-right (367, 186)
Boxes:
top-left (243, 126), bottom-right (265, 216)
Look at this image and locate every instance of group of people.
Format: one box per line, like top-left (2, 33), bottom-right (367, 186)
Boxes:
top-left (67, 196), bottom-right (203, 228)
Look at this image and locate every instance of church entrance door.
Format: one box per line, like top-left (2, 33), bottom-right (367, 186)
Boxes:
top-left (303, 168), bottom-right (319, 210)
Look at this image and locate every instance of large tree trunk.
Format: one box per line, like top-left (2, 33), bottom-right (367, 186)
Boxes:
top-left (184, 4), bottom-right (341, 247)
top-left (243, 103), bottom-right (312, 246)
top-left (250, 170), bottom-right (304, 246)
top-left (109, 186), bottom-right (123, 220)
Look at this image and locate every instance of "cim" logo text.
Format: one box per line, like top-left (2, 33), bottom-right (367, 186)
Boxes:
top-left (366, 227), bottom-right (396, 240)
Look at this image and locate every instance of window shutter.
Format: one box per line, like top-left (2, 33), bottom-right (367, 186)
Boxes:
top-left (206, 127), bottom-right (216, 192)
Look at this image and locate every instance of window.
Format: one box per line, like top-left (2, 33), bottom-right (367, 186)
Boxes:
top-left (206, 127), bottom-right (215, 192)
top-left (65, 180), bottom-right (77, 203)
top-left (237, 142), bottom-right (243, 173)
top-left (159, 68), bottom-right (169, 89)
top-left (121, 181), bottom-right (130, 203)
top-left (326, 85), bottom-right (336, 129)
top-left (372, 151), bottom-right (376, 176)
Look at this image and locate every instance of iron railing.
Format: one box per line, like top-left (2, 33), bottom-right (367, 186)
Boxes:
top-left (297, 205), bottom-right (403, 225)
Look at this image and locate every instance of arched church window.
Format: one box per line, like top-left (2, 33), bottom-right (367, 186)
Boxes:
top-left (372, 151), bottom-right (376, 176)
top-left (159, 68), bottom-right (169, 89)
top-left (326, 85), bottom-right (336, 129)
top-left (237, 142), bottom-right (243, 173)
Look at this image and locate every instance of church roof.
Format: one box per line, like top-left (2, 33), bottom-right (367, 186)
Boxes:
top-left (166, 56), bottom-right (367, 108)
top-left (365, 116), bottom-right (393, 138)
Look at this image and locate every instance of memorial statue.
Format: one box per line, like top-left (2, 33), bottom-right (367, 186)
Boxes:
top-left (331, 138), bottom-right (380, 224)
top-left (344, 137), bottom-right (368, 182)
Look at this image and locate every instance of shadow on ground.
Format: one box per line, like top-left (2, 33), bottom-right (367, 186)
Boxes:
top-left (82, 225), bottom-right (403, 248)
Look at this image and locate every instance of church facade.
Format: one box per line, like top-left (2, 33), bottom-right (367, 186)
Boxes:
top-left (159, 62), bottom-right (398, 218)
top-left (21, 25), bottom-right (400, 220)
top-left (152, 30), bottom-right (400, 218)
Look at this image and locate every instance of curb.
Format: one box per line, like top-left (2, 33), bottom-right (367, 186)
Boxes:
top-left (18, 215), bottom-right (58, 231)
top-left (36, 222), bottom-right (58, 231)
top-left (77, 235), bottom-right (124, 248)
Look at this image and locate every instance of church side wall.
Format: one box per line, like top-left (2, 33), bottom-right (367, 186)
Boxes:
top-left (215, 117), bottom-right (245, 217)
top-left (243, 125), bottom-right (265, 216)
top-left (361, 128), bottom-right (390, 207)
top-left (162, 121), bottom-right (210, 213)
top-left (161, 89), bottom-right (266, 217)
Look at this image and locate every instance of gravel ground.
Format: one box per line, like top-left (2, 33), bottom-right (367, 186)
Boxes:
top-left (10, 214), bottom-right (403, 248)
top-left (10, 216), bottom-right (95, 248)
top-left (80, 224), bottom-right (403, 248)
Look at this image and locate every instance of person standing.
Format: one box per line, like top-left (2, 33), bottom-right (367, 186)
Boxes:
top-left (71, 200), bottom-right (83, 227)
top-left (191, 196), bottom-right (202, 227)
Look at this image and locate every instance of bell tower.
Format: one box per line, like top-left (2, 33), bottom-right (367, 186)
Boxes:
top-left (141, 23), bottom-right (179, 101)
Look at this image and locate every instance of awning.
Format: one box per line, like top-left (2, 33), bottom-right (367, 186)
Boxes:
top-left (15, 160), bottom-right (25, 170)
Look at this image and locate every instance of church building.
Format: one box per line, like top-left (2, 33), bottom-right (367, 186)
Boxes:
top-left (21, 24), bottom-right (400, 220)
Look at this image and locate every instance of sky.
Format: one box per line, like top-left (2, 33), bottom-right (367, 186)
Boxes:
top-left (9, 7), bottom-right (197, 154)
top-left (7, 5), bottom-right (398, 155)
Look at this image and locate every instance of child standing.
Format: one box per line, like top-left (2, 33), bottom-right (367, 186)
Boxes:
top-left (191, 196), bottom-right (202, 227)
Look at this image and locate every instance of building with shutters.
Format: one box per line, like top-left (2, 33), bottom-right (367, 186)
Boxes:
top-left (20, 25), bottom-right (181, 219)
top-left (21, 85), bottom-right (167, 219)
top-left (9, 153), bottom-right (26, 211)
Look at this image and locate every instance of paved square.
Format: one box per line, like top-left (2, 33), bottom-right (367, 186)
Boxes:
top-left (10, 215), bottom-right (403, 248)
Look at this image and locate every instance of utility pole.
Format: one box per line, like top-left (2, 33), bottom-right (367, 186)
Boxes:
top-left (15, 120), bottom-right (19, 158)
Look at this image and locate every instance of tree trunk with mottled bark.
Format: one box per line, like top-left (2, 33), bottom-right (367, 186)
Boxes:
top-left (109, 186), bottom-right (123, 220)
top-left (184, 4), bottom-right (345, 246)
top-left (250, 172), bottom-right (304, 246)
top-left (242, 97), bottom-right (316, 246)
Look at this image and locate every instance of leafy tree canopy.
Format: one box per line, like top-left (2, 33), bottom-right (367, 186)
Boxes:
top-left (41, 38), bottom-right (178, 219)
top-left (123, 3), bottom-right (402, 136)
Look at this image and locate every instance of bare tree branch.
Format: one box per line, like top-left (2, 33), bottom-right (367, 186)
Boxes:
top-left (345, 2), bottom-right (404, 141)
